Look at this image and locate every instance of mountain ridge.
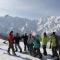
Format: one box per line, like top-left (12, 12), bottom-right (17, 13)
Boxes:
top-left (0, 15), bottom-right (60, 36)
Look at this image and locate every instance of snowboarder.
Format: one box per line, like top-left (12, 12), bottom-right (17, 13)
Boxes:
top-left (33, 35), bottom-right (42, 59)
top-left (27, 33), bottom-right (34, 54)
top-left (14, 33), bottom-right (22, 52)
top-left (50, 32), bottom-right (59, 59)
top-left (23, 33), bottom-right (28, 51)
top-left (55, 35), bottom-right (60, 58)
top-left (58, 37), bottom-right (60, 57)
top-left (7, 31), bottom-right (16, 55)
top-left (42, 32), bottom-right (48, 55)
top-left (57, 35), bottom-right (60, 56)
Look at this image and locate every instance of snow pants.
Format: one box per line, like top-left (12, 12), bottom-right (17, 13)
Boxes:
top-left (43, 45), bottom-right (47, 55)
top-left (52, 46), bottom-right (59, 57)
top-left (15, 43), bottom-right (22, 52)
top-left (33, 48), bottom-right (42, 59)
top-left (24, 42), bottom-right (27, 51)
top-left (58, 45), bottom-right (60, 55)
top-left (8, 42), bottom-right (15, 55)
top-left (27, 43), bottom-right (33, 54)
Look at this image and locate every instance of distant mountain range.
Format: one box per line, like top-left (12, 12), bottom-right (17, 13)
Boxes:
top-left (0, 15), bottom-right (60, 36)
top-left (0, 15), bottom-right (37, 36)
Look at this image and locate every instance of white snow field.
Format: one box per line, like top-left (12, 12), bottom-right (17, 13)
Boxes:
top-left (0, 39), bottom-right (59, 60)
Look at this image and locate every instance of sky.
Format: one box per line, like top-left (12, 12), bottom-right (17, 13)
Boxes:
top-left (0, 0), bottom-right (60, 19)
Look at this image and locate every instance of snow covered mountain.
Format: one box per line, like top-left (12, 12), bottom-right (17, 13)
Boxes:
top-left (37, 16), bottom-right (60, 35)
top-left (0, 15), bottom-right (37, 36)
top-left (0, 15), bottom-right (60, 36)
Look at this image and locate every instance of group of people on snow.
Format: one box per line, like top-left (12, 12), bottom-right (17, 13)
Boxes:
top-left (7, 31), bottom-right (60, 59)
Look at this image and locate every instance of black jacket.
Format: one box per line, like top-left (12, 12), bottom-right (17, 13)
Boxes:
top-left (22, 35), bottom-right (28, 44)
top-left (14, 36), bottom-right (21, 44)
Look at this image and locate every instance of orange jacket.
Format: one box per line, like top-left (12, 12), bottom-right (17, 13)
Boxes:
top-left (7, 33), bottom-right (14, 43)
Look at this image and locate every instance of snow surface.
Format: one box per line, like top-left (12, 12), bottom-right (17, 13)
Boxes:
top-left (0, 39), bottom-right (59, 60)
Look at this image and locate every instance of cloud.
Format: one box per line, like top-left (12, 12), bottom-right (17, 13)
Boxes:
top-left (0, 0), bottom-right (60, 19)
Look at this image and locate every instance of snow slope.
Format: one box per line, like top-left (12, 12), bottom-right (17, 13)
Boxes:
top-left (0, 39), bottom-right (40, 60)
top-left (37, 16), bottom-right (60, 34)
top-left (0, 39), bottom-right (59, 60)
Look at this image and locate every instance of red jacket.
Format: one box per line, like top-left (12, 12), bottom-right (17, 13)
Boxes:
top-left (7, 32), bottom-right (14, 43)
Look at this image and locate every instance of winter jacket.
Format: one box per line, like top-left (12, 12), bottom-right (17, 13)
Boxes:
top-left (33, 35), bottom-right (40, 48)
top-left (50, 34), bottom-right (57, 47)
top-left (56, 35), bottom-right (60, 45)
top-left (14, 35), bottom-right (21, 44)
top-left (42, 35), bottom-right (48, 46)
top-left (27, 35), bottom-right (33, 44)
top-left (58, 40), bottom-right (60, 45)
top-left (23, 35), bottom-right (28, 44)
top-left (7, 33), bottom-right (14, 43)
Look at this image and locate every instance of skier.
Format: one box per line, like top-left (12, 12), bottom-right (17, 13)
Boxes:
top-left (54, 34), bottom-right (60, 58)
top-left (14, 33), bottom-right (22, 52)
top-left (7, 31), bottom-right (16, 55)
top-left (58, 36), bottom-right (60, 57)
top-left (42, 32), bottom-right (48, 55)
top-left (33, 35), bottom-right (42, 59)
top-left (23, 33), bottom-right (28, 51)
top-left (50, 32), bottom-right (59, 59)
top-left (27, 33), bottom-right (33, 54)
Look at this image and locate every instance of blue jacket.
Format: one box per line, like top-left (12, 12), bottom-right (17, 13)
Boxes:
top-left (33, 35), bottom-right (40, 48)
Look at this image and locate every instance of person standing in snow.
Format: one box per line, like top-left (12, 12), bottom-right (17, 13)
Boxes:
top-left (27, 33), bottom-right (33, 54)
top-left (42, 32), bottom-right (48, 55)
top-left (55, 35), bottom-right (60, 57)
top-left (23, 33), bottom-right (28, 51)
top-left (58, 36), bottom-right (60, 56)
top-left (7, 31), bottom-right (16, 55)
top-left (33, 35), bottom-right (42, 59)
top-left (14, 33), bottom-right (22, 52)
top-left (50, 32), bottom-right (59, 59)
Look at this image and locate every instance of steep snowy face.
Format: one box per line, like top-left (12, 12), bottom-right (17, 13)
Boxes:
top-left (37, 16), bottom-right (60, 34)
